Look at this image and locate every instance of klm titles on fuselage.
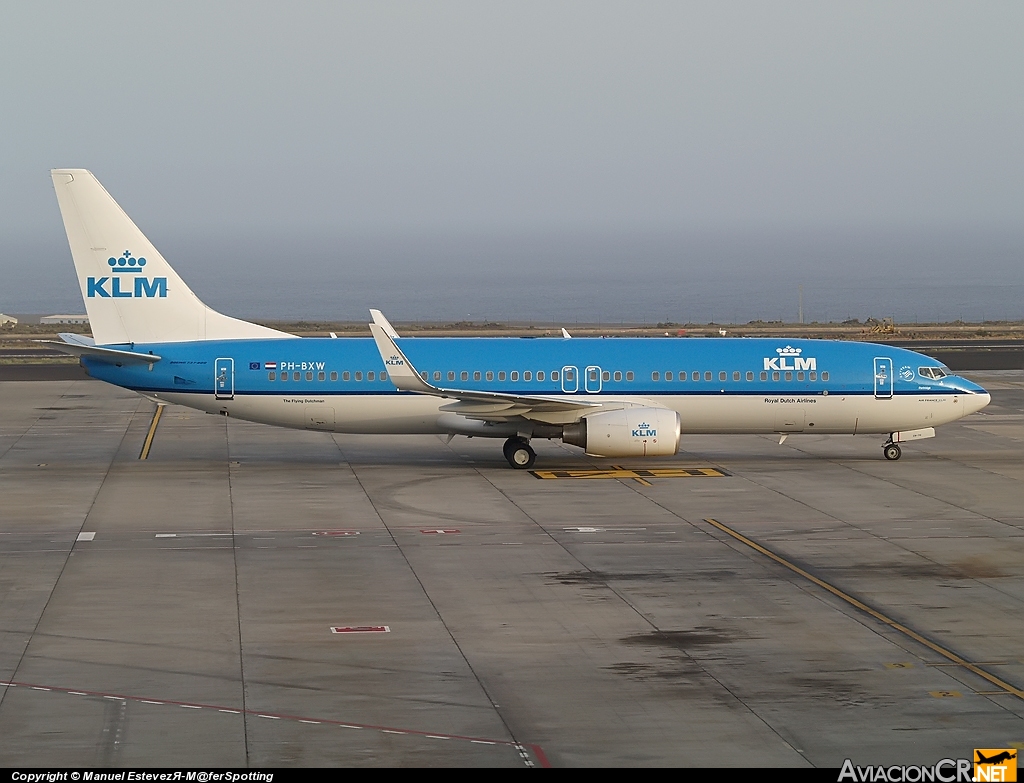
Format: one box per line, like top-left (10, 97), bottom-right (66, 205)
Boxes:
top-left (86, 251), bottom-right (167, 298)
top-left (763, 346), bottom-right (816, 372)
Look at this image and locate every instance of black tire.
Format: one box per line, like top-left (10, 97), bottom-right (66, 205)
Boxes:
top-left (507, 442), bottom-right (536, 469)
top-left (503, 437), bottom-right (525, 461)
top-left (883, 443), bottom-right (902, 461)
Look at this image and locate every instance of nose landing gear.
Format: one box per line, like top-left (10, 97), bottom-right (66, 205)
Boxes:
top-left (503, 437), bottom-right (536, 469)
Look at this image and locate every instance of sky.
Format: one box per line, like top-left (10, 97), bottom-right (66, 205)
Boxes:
top-left (2, 2), bottom-right (1023, 322)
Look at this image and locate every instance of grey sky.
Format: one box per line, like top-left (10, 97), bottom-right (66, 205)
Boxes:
top-left (2, 2), bottom-right (1023, 320)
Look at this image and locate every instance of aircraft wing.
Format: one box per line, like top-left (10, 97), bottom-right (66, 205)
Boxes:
top-left (42, 333), bottom-right (161, 365)
top-left (368, 318), bottom-right (602, 423)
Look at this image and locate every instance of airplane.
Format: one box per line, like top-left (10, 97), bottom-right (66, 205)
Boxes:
top-left (47, 169), bottom-right (991, 468)
top-left (976, 751), bottom-right (1016, 765)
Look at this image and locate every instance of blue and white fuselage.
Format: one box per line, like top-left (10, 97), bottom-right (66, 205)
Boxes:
top-left (50, 169), bottom-right (990, 468)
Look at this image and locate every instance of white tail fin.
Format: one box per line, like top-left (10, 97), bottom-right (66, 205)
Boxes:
top-left (50, 169), bottom-right (290, 345)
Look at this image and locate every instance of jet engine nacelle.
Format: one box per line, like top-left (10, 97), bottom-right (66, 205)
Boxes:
top-left (562, 407), bottom-right (681, 458)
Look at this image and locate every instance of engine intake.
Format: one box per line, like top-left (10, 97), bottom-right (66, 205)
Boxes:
top-left (563, 407), bottom-right (681, 458)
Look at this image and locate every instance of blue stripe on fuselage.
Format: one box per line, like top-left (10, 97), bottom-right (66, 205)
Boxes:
top-left (80, 337), bottom-right (980, 398)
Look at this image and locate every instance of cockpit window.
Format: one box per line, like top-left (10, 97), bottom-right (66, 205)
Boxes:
top-left (918, 367), bottom-right (949, 380)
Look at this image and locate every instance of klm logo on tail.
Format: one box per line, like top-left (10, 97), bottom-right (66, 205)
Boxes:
top-left (87, 251), bottom-right (167, 298)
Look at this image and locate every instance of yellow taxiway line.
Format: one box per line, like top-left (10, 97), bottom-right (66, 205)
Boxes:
top-left (139, 404), bottom-right (165, 460)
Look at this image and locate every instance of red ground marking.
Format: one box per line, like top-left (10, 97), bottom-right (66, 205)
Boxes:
top-left (420, 529), bottom-right (461, 535)
top-left (330, 626), bottom-right (390, 634)
top-left (0, 678), bottom-right (550, 767)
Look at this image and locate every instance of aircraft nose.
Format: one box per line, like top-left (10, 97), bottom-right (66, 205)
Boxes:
top-left (963, 391), bottom-right (991, 417)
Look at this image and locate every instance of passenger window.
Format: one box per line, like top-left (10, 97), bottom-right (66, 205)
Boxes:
top-left (318, 371), bottom-right (325, 381)
top-left (486, 371), bottom-right (493, 381)
top-left (614, 371), bottom-right (622, 381)
top-left (461, 371), bottom-right (469, 381)
top-left (551, 371), bottom-right (559, 381)
top-left (704, 371), bottom-right (712, 381)
top-left (448, 371), bottom-right (455, 381)
top-left (499, 371), bottom-right (506, 381)
top-left (626, 371), bottom-right (634, 381)
top-left (797, 372), bottom-right (804, 381)
top-left (473, 371), bottom-right (481, 381)
top-left (760, 371), bottom-right (768, 381)
top-left (268, 371), bottom-right (276, 381)
top-left (381, 372), bottom-right (387, 381)
top-left (821, 371), bottom-right (829, 381)
top-left (602, 371), bottom-right (610, 381)
top-left (368, 371), bottom-right (375, 381)
top-left (343, 371), bottom-right (350, 381)
top-left (652, 371), bottom-right (660, 381)
top-left (772, 371), bottom-right (780, 381)
top-left (565, 369), bottom-right (574, 381)
top-left (692, 371), bottom-right (699, 381)
top-left (785, 371), bottom-right (792, 381)
top-left (719, 371), bottom-right (727, 382)
top-left (809, 371), bottom-right (816, 381)
top-left (281, 372), bottom-right (288, 382)
top-left (293, 372), bottom-right (301, 381)
top-left (420, 371), bottom-right (428, 380)
top-left (732, 371), bottom-right (740, 381)
top-left (679, 371), bottom-right (686, 382)
top-left (305, 371), bottom-right (313, 381)
top-left (537, 371), bottom-right (545, 381)
top-left (511, 371), bottom-right (519, 381)
top-left (524, 371), bottom-right (532, 381)
top-left (434, 371), bottom-right (441, 381)
top-left (590, 369), bottom-right (598, 381)
top-left (330, 371), bottom-right (338, 381)
top-left (355, 372), bottom-right (362, 381)
top-left (746, 371), bottom-right (753, 381)
top-left (665, 371), bottom-right (673, 381)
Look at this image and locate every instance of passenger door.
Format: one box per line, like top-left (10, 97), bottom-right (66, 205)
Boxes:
top-left (874, 357), bottom-right (893, 399)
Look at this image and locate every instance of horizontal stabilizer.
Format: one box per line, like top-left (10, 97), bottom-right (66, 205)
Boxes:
top-left (43, 333), bottom-right (161, 365)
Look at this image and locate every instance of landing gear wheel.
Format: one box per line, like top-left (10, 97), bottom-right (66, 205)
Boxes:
top-left (502, 437), bottom-right (524, 462)
top-left (883, 443), bottom-right (902, 461)
top-left (503, 438), bottom-right (536, 469)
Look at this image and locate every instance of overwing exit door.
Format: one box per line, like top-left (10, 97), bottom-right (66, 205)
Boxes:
top-left (561, 366), bottom-right (578, 393)
top-left (215, 358), bottom-right (234, 400)
top-left (874, 357), bottom-right (892, 399)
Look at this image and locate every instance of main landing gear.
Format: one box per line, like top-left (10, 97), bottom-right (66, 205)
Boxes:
top-left (882, 437), bottom-right (902, 461)
top-left (503, 437), bottom-right (536, 469)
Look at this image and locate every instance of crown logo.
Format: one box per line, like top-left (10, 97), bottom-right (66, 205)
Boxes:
top-left (776, 346), bottom-right (802, 356)
top-left (638, 422), bottom-right (649, 428)
top-left (106, 250), bottom-right (148, 272)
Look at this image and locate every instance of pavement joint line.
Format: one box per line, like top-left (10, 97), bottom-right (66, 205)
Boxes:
top-left (0, 678), bottom-right (550, 764)
top-left (702, 517), bottom-right (1024, 702)
top-left (338, 448), bottom-right (541, 767)
top-left (0, 393), bottom-right (144, 717)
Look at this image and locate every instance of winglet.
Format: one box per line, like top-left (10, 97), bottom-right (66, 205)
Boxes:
top-left (369, 309), bottom-right (401, 340)
top-left (561, 328), bottom-right (572, 339)
top-left (368, 322), bottom-right (435, 394)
